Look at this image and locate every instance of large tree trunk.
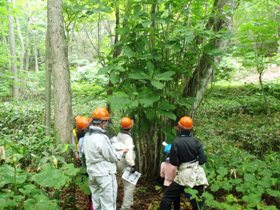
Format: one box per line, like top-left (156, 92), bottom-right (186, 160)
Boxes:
top-left (7, 0), bottom-right (19, 98)
top-left (47, 0), bottom-right (72, 143)
top-left (45, 28), bottom-right (52, 135)
top-left (185, 0), bottom-right (230, 116)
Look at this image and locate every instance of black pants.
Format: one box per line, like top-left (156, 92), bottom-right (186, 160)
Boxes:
top-left (159, 182), bottom-right (204, 210)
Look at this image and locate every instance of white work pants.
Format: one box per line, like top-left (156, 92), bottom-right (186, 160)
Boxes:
top-left (121, 179), bottom-right (136, 210)
top-left (89, 174), bottom-right (117, 210)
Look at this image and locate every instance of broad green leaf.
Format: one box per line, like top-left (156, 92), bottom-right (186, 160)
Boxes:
top-left (24, 195), bottom-right (59, 210)
top-left (210, 182), bottom-right (220, 192)
top-left (154, 71), bottom-right (175, 81)
top-left (242, 194), bottom-right (261, 207)
top-left (0, 164), bottom-right (14, 187)
top-left (158, 110), bottom-right (176, 120)
top-left (216, 167), bottom-right (228, 178)
top-left (108, 92), bottom-right (131, 111)
top-left (31, 165), bottom-right (70, 190)
top-left (98, 65), bottom-right (113, 74)
top-left (61, 163), bottom-right (80, 177)
top-left (220, 181), bottom-right (233, 191)
top-left (138, 90), bottom-right (160, 107)
top-left (244, 173), bottom-right (256, 183)
top-left (122, 46), bottom-right (135, 58)
top-left (128, 72), bottom-right (150, 80)
top-left (145, 109), bottom-right (156, 120)
top-left (19, 184), bottom-right (41, 196)
top-left (159, 100), bottom-right (176, 111)
top-left (75, 175), bottom-right (91, 195)
top-left (266, 189), bottom-right (280, 197)
top-left (151, 80), bottom-right (164, 89)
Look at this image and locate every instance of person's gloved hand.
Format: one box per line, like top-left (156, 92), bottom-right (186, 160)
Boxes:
top-left (130, 165), bottom-right (136, 173)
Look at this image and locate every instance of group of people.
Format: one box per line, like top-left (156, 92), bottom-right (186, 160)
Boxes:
top-left (72, 107), bottom-right (136, 210)
top-left (72, 107), bottom-right (208, 210)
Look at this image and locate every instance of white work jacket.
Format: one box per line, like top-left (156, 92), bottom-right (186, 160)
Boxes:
top-left (83, 125), bottom-right (118, 176)
top-left (116, 131), bottom-right (135, 172)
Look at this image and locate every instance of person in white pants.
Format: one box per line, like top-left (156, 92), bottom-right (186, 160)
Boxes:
top-left (117, 117), bottom-right (136, 210)
top-left (83, 107), bottom-right (126, 210)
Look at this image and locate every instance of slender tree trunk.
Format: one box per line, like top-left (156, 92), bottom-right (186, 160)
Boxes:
top-left (14, 1), bottom-right (25, 72)
top-left (1, 32), bottom-right (11, 70)
top-left (45, 28), bottom-right (52, 135)
top-left (24, 18), bottom-right (30, 71)
top-left (107, 5), bottom-right (120, 95)
top-left (97, 13), bottom-right (101, 54)
top-left (47, 0), bottom-right (72, 143)
top-left (7, 0), bottom-right (19, 98)
top-left (34, 33), bottom-right (39, 72)
top-left (68, 21), bottom-right (76, 55)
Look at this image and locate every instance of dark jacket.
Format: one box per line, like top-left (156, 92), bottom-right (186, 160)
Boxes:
top-left (169, 134), bottom-right (207, 166)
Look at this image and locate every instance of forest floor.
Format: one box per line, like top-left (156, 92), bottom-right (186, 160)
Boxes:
top-left (72, 176), bottom-right (163, 210)
top-left (233, 65), bottom-right (280, 83)
top-left (71, 175), bottom-right (193, 210)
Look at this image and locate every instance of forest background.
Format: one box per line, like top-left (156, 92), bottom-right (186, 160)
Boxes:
top-left (0, 0), bottom-right (279, 209)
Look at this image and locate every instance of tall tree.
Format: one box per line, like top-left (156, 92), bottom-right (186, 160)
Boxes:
top-left (7, 0), bottom-right (19, 98)
top-left (99, 0), bottom-right (232, 178)
top-left (47, 0), bottom-right (72, 143)
top-left (45, 27), bottom-right (52, 135)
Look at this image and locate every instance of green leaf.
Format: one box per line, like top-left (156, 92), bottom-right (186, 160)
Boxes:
top-left (216, 166), bottom-right (228, 178)
top-left (122, 46), bottom-right (135, 58)
top-left (155, 185), bottom-right (162, 191)
top-left (24, 195), bottom-right (60, 210)
top-left (220, 181), bottom-right (233, 191)
top-left (226, 194), bottom-right (238, 203)
top-left (75, 174), bottom-right (91, 195)
top-left (31, 165), bottom-right (70, 190)
top-left (108, 92), bottom-right (131, 111)
top-left (154, 71), bottom-right (175, 81)
top-left (138, 90), bottom-right (160, 107)
top-left (19, 184), bottom-right (41, 196)
top-left (145, 109), bottom-right (156, 120)
top-left (210, 182), bottom-right (220, 192)
top-left (61, 164), bottom-right (80, 177)
top-left (0, 164), bottom-right (14, 187)
top-left (98, 65), bottom-right (113, 74)
top-left (159, 100), bottom-right (176, 111)
top-left (242, 194), bottom-right (261, 207)
top-left (128, 71), bottom-right (150, 80)
top-left (151, 80), bottom-right (164, 89)
top-left (158, 110), bottom-right (176, 120)
top-left (184, 188), bottom-right (198, 199)
top-left (244, 173), bottom-right (256, 183)
top-left (266, 189), bottom-right (280, 197)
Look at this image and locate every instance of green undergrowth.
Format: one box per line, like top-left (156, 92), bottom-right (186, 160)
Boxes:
top-left (193, 82), bottom-right (280, 209)
top-left (0, 100), bottom-right (88, 210)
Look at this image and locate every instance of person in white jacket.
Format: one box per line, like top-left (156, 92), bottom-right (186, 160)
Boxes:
top-left (83, 107), bottom-right (126, 210)
top-left (117, 117), bottom-right (136, 210)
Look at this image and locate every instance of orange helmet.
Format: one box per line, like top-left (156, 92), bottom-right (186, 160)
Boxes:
top-left (178, 116), bottom-right (193, 130)
top-left (92, 107), bottom-right (110, 121)
top-left (121, 117), bottom-right (134, 129)
top-left (75, 116), bottom-right (91, 130)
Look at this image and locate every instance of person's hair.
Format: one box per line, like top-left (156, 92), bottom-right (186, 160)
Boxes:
top-left (180, 128), bottom-right (192, 135)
